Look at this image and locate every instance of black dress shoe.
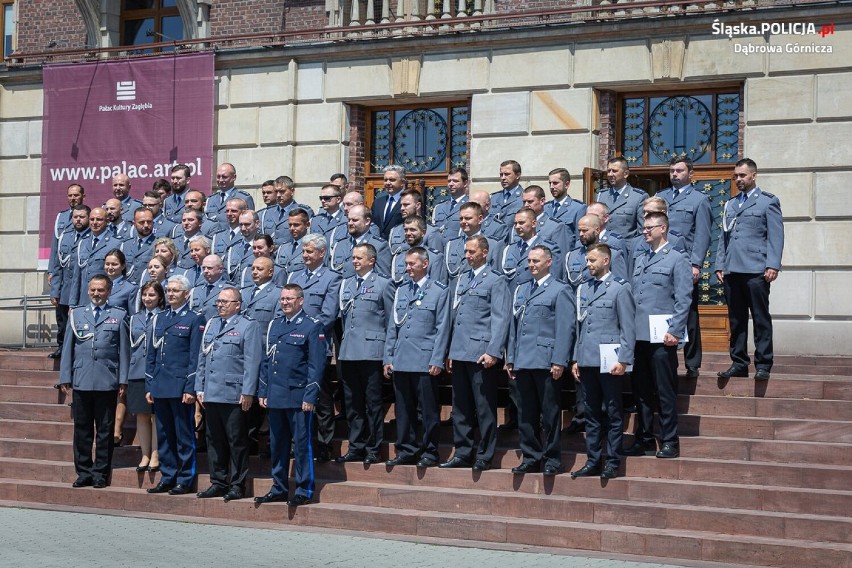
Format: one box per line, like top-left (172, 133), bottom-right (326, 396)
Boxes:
top-left (542, 464), bottom-right (561, 476)
top-left (416, 457), bottom-right (438, 468)
top-left (93, 478), bottom-right (107, 489)
top-left (168, 484), bottom-right (191, 495)
top-left (72, 477), bottom-right (93, 488)
top-left (48, 348), bottom-right (62, 359)
top-left (315, 446), bottom-right (332, 463)
top-left (717, 365), bottom-right (748, 379)
top-left (685, 367), bottom-right (700, 379)
top-left (570, 464), bottom-right (601, 479)
top-left (363, 454), bottom-right (380, 465)
top-left (287, 494), bottom-right (311, 507)
top-left (472, 459), bottom-right (492, 471)
top-left (623, 441), bottom-right (656, 457)
top-left (386, 455), bottom-right (417, 466)
top-left (562, 421), bottom-right (585, 434)
top-left (254, 491), bottom-right (288, 504)
top-left (223, 489), bottom-right (243, 502)
top-left (498, 418), bottom-right (518, 431)
top-left (135, 464), bottom-right (149, 473)
top-left (511, 461), bottom-right (540, 474)
top-left (197, 486), bottom-right (227, 498)
top-left (335, 451), bottom-right (365, 463)
top-left (147, 482), bottom-right (174, 494)
top-left (754, 369), bottom-right (771, 381)
top-left (656, 443), bottom-right (680, 459)
top-left (601, 465), bottom-right (618, 479)
top-left (439, 456), bottom-right (472, 469)
top-left (148, 465), bottom-right (160, 473)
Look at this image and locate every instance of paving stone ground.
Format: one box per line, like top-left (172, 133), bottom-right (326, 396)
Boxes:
top-left (0, 505), bottom-right (722, 568)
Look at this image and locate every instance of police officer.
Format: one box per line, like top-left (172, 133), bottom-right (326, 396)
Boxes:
top-left (261, 176), bottom-right (314, 246)
top-left (336, 243), bottom-right (394, 464)
top-left (596, 157), bottom-right (648, 239)
top-left (441, 236), bottom-right (510, 471)
top-left (274, 208), bottom-right (311, 277)
top-left (255, 284), bottom-right (327, 507)
top-left (190, 254), bottom-right (230, 319)
top-left (547, 168), bottom-right (586, 249)
top-left (206, 163), bottom-right (255, 230)
top-left (388, 189), bottom-right (445, 255)
top-left (506, 245), bottom-right (576, 476)
top-left (142, 190), bottom-right (178, 239)
top-left (329, 205), bottom-right (391, 279)
top-left (569, 244), bottom-right (635, 480)
top-left (145, 274), bottom-right (206, 495)
top-left (501, 207), bottom-right (563, 290)
top-left (311, 184), bottom-right (347, 245)
top-left (122, 207), bottom-right (157, 285)
top-left (195, 287), bottom-right (261, 502)
top-left (432, 167), bottom-right (470, 238)
top-left (715, 158), bottom-right (784, 382)
top-left (104, 199), bottom-right (132, 241)
top-left (390, 216), bottom-right (448, 285)
top-left (624, 212), bottom-right (692, 459)
top-left (444, 202), bottom-right (504, 283)
top-left (490, 159), bottom-right (524, 223)
top-left (113, 174), bottom-right (142, 223)
top-left (59, 274), bottom-right (129, 488)
top-left (518, 185), bottom-right (573, 258)
top-left (241, 257), bottom-right (283, 334)
top-left (70, 207), bottom-right (118, 307)
top-left (48, 204), bottom-right (90, 359)
top-left (384, 247), bottom-right (451, 468)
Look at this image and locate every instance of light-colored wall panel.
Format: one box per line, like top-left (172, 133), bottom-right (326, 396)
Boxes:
top-left (814, 272), bottom-right (852, 317)
top-left (683, 36), bottom-right (766, 79)
top-left (530, 89), bottom-right (592, 134)
top-left (782, 221), bottom-right (852, 267)
top-left (768, 28), bottom-right (852, 74)
top-left (816, 72), bottom-right (852, 120)
top-left (814, 172), bottom-right (852, 218)
top-left (216, 107), bottom-right (258, 147)
top-left (326, 59), bottom-right (392, 100)
top-left (295, 103), bottom-right (345, 143)
top-left (754, 173), bottom-right (812, 220)
top-left (229, 65), bottom-right (290, 106)
top-left (745, 122), bottom-right (850, 170)
top-left (746, 76), bottom-right (814, 123)
top-left (769, 270), bottom-right (813, 317)
top-left (419, 52), bottom-right (489, 95)
top-left (471, 93), bottom-right (529, 136)
top-left (490, 46), bottom-right (572, 91)
top-left (574, 40), bottom-right (651, 86)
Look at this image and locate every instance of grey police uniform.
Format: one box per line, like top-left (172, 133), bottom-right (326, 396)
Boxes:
top-left (390, 243), bottom-right (448, 286)
top-left (432, 195), bottom-right (468, 238)
top-left (500, 235), bottom-right (563, 290)
top-left (447, 267), bottom-right (511, 464)
top-left (595, 184), bottom-right (648, 239)
top-left (384, 278), bottom-right (451, 462)
top-left (715, 187), bottom-right (784, 373)
top-left (546, 197), bottom-right (586, 250)
top-left (70, 231), bottom-right (119, 306)
top-left (330, 233), bottom-right (391, 279)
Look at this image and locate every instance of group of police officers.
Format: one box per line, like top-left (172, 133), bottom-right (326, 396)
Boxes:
top-left (52, 155), bottom-right (784, 503)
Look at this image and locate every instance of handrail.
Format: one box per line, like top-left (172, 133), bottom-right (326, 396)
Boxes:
top-left (0, 295), bottom-right (56, 349)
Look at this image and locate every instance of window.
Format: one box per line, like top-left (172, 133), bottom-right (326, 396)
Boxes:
top-left (121, 0), bottom-right (183, 53)
top-left (366, 103), bottom-right (470, 214)
top-left (2, 1), bottom-right (14, 59)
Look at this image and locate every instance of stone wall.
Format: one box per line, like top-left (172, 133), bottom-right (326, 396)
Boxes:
top-left (1, 16), bottom-right (850, 354)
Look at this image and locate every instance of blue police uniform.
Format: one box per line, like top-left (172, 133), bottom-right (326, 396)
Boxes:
top-left (59, 303), bottom-right (129, 485)
top-left (275, 237), bottom-right (307, 277)
top-left (630, 243), bottom-right (692, 451)
top-left (574, 275), bottom-right (635, 472)
top-left (481, 214), bottom-right (510, 243)
top-left (444, 234), bottom-right (504, 284)
top-left (595, 184), bottom-right (648, 239)
top-left (260, 202), bottom-right (315, 246)
top-left (121, 233), bottom-right (156, 284)
top-left (195, 314), bottom-right (261, 495)
top-left (384, 277), bottom-right (451, 462)
top-left (240, 282), bottom-right (283, 340)
top-left (108, 276), bottom-right (135, 314)
top-left (259, 310), bottom-right (327, 500)
top-left (546, 197), bottom-right (586, 250)
top-left (145, 304), bottom-right (206, 489)
top-left (387, 222), bottom-right (445, 258)
top-left (205, 189), bottom-right (255, 230)
top-left (447, 267), bottom-right (510, 465)
top-left (507, 276), bottom-right (576, 471)
top-left (330, 233), bottom-right (391, 279)
top-left (163, 191), bottom-right (186, 223)
top-left (390, 243), bottom-right (448, 286)
top-left (338, 271), bottom-right (394, 459)
top-left (500, 236), bottom-right (563, 290)
top-left (432, 195), bottom-right (468, 238)
top-left (70, 231), bottom-right (119, 306)
top-left (190, 277), bottom-right (231, 320)
top-left (120, 197), bottom-right (143, 222)
top-left (490, 185), bottom-right (524, 223)
top-left (49, 227), bottom-right (90, 350)
top-left (715, 187), bottom-right (784, 374)
top-left (311, 210), bottom-right (347, 245)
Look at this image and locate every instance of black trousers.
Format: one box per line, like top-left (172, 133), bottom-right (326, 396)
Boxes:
top-left (340, 360), bottom-right (385, 456)
top-left (71, 389), bottom-right (118, 483)
top-left (393, 371), bottom-right (440, 461)
top-left (450, 360), bottom-right (499, 462)
top-left (684, 281), bottom-right (703, 370)
top-left (204, 402), bottom-right (250, 492)
top-left (515, 369), bottom-right (562, 469)
top-left (55, 304), bottom-right (70, 347)
top-left (579, 367), bottom-right (623, 469)
top-left (632, 341), bottom-right (679, 445)
top-left (724, 273), bottom-right (774, 370)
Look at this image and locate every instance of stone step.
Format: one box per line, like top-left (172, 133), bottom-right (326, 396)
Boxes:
top-left (0, 369), bottom-right (57, 386)
top-left (0, 351), bottom-right (59, 371)
top-left (695, 353), bottom-right (852, 376)
top-left (680, 374), bottom-right (852, 401)
top-left (1, 477), bottom-right (848, 568)
top-left (0, 401), bottom-right (73, 422)
top-left (0, 385), bottom-right (61, 404)
top-left (0, 419), bottom-right (75, 442)
top-left (677, 394), bottom-right (852, 421)
top-left (5, 456), bottom-right (850, 519)
top-left (678, 414), bottom-right (852, 443)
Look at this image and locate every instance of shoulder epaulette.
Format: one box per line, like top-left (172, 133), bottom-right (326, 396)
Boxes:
top-left (427, 247), bottom-right (440, 255)
top-left (612, 276), bottom-right (627, 285)
top-left (433, 281), bottom-right (448, 289)
top-left (761, 191), bottom-right (776, 199)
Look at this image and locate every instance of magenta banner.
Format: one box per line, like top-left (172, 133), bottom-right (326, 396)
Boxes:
top-left (39, 52), bottom-right (214, 261)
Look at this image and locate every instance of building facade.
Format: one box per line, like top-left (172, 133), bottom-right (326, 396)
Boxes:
top-left (0, 0), bottom-right (850, 354)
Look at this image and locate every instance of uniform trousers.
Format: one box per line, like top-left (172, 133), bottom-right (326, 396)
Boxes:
top-left (55, 304), bottom-right (70, 348)
top-left (515, 369), bottom-right (562, 469)
top-left (684, 281), bottom-right (703, 370)
top-left (579, 367), bottom-right (623, 469)
top-left (204, 402), bottom-right (250, 492)
top-left (450, 360), bottom-right (498, 462)
top-left (724, 273), bottom-right (773, 371)
top-left (72, 389), bottom-right (118, 482)
top-left (632, 341), bottom-right (679, 446)
top-left (268, 408), bottom-right (314, 498)
top-left (392, 371), bottom-right (440, 461)
top-left (340, 360), bottom-right (384, 456)
top-left (311, 360), bottom-right (335, 453)
top-left (153, 397), bottom-right (197, 487)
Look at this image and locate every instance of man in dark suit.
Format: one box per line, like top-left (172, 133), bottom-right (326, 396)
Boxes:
top-left (195, 287), bottom-right (261, 502)
top-left (441, 236), bottom-right (511, 471)
top-left (59, 274), bottom-right (129, 488)
top-left (370, 164), bottom-right (406, 240)
top-left (255, 284), bottom-right (327, 507)
top-left (656, 157), bottom-right (713, 379)
top-left (145, 274), bottom-right (206, 495)
top-left (336, 243), bottom-right (394, 464)
top-left (506, 245), bottom-right (576, 476)
top-left (715, 158), bottom-right (784, 382)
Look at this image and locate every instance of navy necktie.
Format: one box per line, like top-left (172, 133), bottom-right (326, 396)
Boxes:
top-left (518, 241), bottom-right (528, 255)
top-left (146, 311), bottom-right (153, 323)
top-left (531, 280), bottom-right (539, 293)
top-left (552, 200), bottom-right (560, 215)
top-left (218, 318), bottom-right (226, 334)
top-left (94, 306), bottom-right (102, 322)
top-left (593, 280), bottom-right (602, 293)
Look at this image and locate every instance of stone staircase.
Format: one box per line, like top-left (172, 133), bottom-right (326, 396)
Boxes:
top-left (0, 349), bottom-right (850, 567)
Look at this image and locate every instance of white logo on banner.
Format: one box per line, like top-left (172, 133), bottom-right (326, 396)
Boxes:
top-left (116, 81), bottom-right (136, 101)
